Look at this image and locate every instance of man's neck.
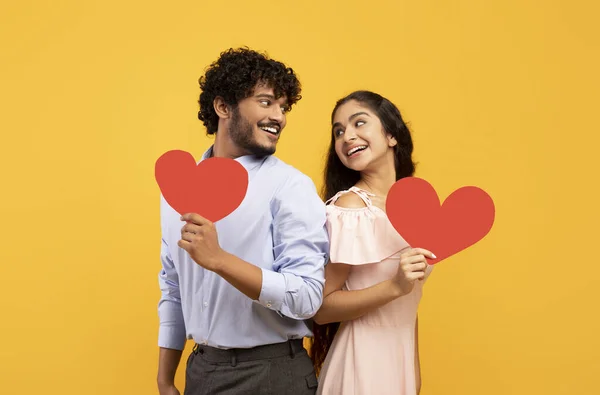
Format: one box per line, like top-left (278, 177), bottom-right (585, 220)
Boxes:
top-left (212, 132), bottom-right (245, 159)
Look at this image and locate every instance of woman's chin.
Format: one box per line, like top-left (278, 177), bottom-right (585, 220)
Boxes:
top-left (346, 162), bottom-right (368, 172)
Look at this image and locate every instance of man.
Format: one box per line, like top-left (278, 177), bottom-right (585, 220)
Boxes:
top-left (157, 47), bottom-right (330, 395)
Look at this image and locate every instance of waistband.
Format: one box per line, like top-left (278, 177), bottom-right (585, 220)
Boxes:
top-left (192, 339), bottom-right (305, 366)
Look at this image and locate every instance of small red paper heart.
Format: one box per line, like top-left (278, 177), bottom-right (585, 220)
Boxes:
top-left (386, 177), bottom-right (495, 265)
top-left (155, 150), bottom-right (248, 222)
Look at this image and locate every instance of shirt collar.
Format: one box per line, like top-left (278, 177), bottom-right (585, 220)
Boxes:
top-left (201, 145), bottom-right (267, 172)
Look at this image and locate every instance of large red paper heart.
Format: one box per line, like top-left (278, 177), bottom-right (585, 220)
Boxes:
top-left (386, 177), bottom-right (495, 265)
top-left (155, 150), bottom-right (248, 222)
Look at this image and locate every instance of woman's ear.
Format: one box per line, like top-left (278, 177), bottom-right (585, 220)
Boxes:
top-left (388, 134), bottom-right (398, 147)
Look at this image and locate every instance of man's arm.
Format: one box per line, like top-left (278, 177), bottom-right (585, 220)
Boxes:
top-left (158, 348), bottom-right (183, 393)
top-left (157, 197), bottom-right (187, 391)
top-left (255, 173), bottom-right (328, 319)
top-left (213, 254), bottom-right (263, 300)
top-left (181, 173), bottom-right (327, 318)
top-left (179, 174), bottom-right (329, 319)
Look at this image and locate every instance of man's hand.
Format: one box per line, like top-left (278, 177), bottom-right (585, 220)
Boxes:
top-left (178, 213), bottom-right (226, 271)
top-left (158, 383), bottom-right (180, 395)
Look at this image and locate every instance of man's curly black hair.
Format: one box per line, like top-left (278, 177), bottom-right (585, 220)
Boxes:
top-left (197, 47), bottom-right (302, 135)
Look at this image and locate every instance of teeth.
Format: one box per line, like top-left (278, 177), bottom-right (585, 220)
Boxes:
top-left (260, 126), bottom-right (278, 134)
top-left (347, 145), bottom-right (367, 156)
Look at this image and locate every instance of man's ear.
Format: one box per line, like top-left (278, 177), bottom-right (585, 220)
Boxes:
top-left (214, 96), bottom-right (231, 119)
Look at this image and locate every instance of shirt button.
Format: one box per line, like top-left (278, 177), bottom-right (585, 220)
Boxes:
top-left (203, 302), bottom-right (208, 307)
top-left (266, 303), bottom-right (272, 308)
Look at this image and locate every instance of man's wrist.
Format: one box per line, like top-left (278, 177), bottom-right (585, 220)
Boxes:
top-left (211, 249), bottom-right (231, 274)
top-left (157, 378), bottom-right (175, 387)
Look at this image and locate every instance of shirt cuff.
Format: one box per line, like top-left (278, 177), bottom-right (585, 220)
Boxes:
top-left (158, 325), bottom-right (186, 350)
top-left (258, 268), bottom-right (286, 311)
top-left (157, 304), bottom-right (187, 350)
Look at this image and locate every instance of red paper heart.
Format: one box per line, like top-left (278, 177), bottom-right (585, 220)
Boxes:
top-left (386, 177), bottom-right (495, 265)
top-left (155, 150), bottom-right (248, 222)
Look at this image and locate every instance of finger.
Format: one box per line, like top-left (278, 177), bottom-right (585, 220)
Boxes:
top-left (180, 227), bottom-right (191, 240)
top-left (181, 213), bottom-right (212, 226)
top-left (180, 232), bottom-right (195, 243)
top-left (406, 271), bottom-right (425, 282)
top-left (411, 261), bottom-right (428, 272)
top-left (400, 248), bottom-right (434, 259)
top-left (181, 223), bottom-right (202, 235)
top-left (411, 248), bottom-right (436, 260)
top-left (400, 247), bottom-right (417, 258)
top-left (403, 261), bottom-right (427, 273)
top-left (402, 254), bottom-right (426, 266)
top-left (178, 239), bottom-right (191, 251)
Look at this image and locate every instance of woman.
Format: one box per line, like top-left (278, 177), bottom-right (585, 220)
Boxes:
top-left (310, 91), bottom-right (435, 395)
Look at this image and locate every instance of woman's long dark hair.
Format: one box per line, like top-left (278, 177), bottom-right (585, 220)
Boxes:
top-left (310, 90), bottom-right (417, 376)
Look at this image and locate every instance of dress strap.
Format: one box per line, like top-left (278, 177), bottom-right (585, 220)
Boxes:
top-left (325, 186), bottom-right (375, 207)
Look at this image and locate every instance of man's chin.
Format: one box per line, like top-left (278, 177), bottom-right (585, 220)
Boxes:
top-left (246, 144), bottom-right (275, 157)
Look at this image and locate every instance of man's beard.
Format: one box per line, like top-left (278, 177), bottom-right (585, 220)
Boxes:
top-left (229, 107), bottom-right (277, 157)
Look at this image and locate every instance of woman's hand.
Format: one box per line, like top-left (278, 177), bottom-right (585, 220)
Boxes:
top-left (392, 248), bottom-right (435, 295)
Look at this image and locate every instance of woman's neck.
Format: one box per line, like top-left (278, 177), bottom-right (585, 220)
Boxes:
top-left (356, 153), bottom-right (397, 197)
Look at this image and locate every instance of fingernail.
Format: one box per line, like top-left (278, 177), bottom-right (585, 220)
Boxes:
top-left (431, 253), bottom-right (437, 259)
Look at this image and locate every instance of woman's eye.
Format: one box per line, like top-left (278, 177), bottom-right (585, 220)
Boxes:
top-left (356, 120), bottom-right (366, 127)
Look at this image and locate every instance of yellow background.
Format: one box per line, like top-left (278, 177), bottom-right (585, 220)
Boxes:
top-left (1, 0), bottom-right (599, 394)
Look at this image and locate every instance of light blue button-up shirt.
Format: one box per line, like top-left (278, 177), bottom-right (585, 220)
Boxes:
top-left (157, 146), bottom-right (330, 350)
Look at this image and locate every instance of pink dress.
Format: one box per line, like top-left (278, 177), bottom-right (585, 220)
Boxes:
top-left (317, 187), bottom-right (434, 395)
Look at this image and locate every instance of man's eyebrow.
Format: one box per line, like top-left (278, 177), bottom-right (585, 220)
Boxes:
top-left (255, 93), bottom-right (275, 99)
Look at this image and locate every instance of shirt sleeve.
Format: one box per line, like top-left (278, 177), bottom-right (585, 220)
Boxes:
top-left (256, 173), bottom-right (330, 320)
top-left (157, 196), bottom-right (186, 350)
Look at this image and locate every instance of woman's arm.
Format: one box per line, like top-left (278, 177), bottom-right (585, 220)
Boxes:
top-left (415, 316), bottom-right (421, 394)
top-left (313, 192), bottom-right (431, 325)
top-left (312, 261), bottom-right (403, 324)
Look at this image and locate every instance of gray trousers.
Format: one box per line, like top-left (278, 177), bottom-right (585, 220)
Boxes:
top-left (184, 339), bottom-right (318, 395)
